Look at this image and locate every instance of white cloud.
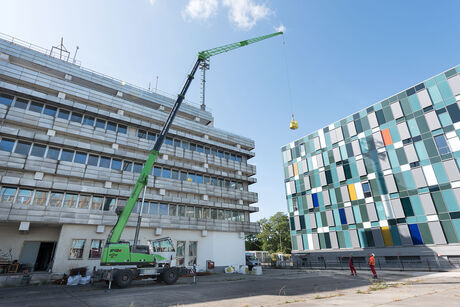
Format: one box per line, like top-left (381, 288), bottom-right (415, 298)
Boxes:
top-left (182, 0), bottom-right (219, 21)
top-left (274, 24), bottom-right (286, 33)
top-left (222, 0), bottom-right (272, 30)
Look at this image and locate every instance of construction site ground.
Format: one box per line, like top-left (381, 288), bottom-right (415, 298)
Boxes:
top-left (0, 268), bottom-right (459, 306)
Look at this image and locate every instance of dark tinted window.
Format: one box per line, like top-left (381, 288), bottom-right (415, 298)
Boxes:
top-left (74, 152), bottom-right (87, 164)
top-left (30, 144), bottom-right (46, 157)
top-left (153, 167), bottom-right (162, 177)
top-left (197, 145), bottom-right (204, 153)
top-left (236, 155), bottom-right (242, 162)
top-left (165, 137), bottom-right (173, 146)
top-left (0, 138), bottom-right (15, 152)
top-left (29, 102), bottom-right (44, 113)
top-left (133, 163), bottom-right (143, 173)
top-left (0, 93), bottom-right (14, 106)
top-left (138, 129), bottom-right (146, 139)
top-left (190, 143), bottom-right (196, 151)
top-left (122, 161), bottom-right (132, 172)
top-left (162, 168), bottom-right (171, 178)
top-left (14, 98), bottom-right (28, 109)
top-left (60, 149), bottom-right (75, 162)
top-left (87, 154), bottom-right (99, 166)
top-left (117, 125), bottom-right (127, 134)
top-left (106, 121), bottom-right (116, 132)
top-left (83, 115), bottom-right (95, 126)
top-left (14, 141), bottom-right (31, 155)
top-left (43, 105), bottom-right (57, 117)
top-left (111, 159), bottom-right (122, 170)
top-left (147, 132), bottom-right (155, 141)
top-left (70, 112), bottom-right (83, 123)
top-left (46, 147), bottom-right (60, 160)
top-left (57, 109), bottom-right (70, 120)
top-left (95, 118), bottom-right (106, 129)
top-left (99, 156), bottom-right (111, 168)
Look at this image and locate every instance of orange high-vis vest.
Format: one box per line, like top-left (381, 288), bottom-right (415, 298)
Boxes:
top-left (369, 256), bottom-right (375, 266)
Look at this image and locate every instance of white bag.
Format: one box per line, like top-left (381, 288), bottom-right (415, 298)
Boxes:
top-left (79, 276), bottom-right (91, 285)
top-left (67, 274), bottom-right (82, 286)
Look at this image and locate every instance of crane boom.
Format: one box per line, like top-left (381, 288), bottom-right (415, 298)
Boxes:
top-left (105, 31), bottom-right (283, 248)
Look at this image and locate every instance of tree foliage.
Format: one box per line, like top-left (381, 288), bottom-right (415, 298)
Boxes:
top-left (245, 212), bottom-right (291, 254)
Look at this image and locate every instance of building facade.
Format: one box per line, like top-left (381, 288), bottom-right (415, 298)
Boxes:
top-left (0, 34), bottom-right (259, 273)
top-left (282, 66), bottom-right (460, 264)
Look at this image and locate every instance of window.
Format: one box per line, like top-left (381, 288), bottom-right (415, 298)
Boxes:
top-left (137, 129), bottom-right (147, 139)
top-left (46, 147), bottom-right (60, 160)
top-left (111, 159), bottom-right (122, 170)
top-left (99, 156), bottom-right (111, 168)
top-left (43, 105), bottom-right (57, 117)
top-left (237, 155), bottom-right (242, 162)
top-left (189, 143), bottom-right (196, 151)
top-left (91, 196), bottom-right (103, 210)
top-left (29, 102), bottom-right (44, 113)
top-left (203, 176), bottom-right (210, 184)
top-left (211, 177), bottom-right (217, 186)
top-left (70, 112), bottom-right (83, 124)
top-left (224, 152), bottom-right (230, 160)
top-left (1, 187), bottom-right (16, 204)
top-left (74, 152), bottom-right (87, 164)
top-left (30, 144), bottom-right (46, 157)
top-left (89, 240), bottom-right (103, 259)
top-left (173, 139), bottom-right (181, 147)
top-left (162, 168), bottom-right (171, 178)
top-left (197, 145), bottom-right (203, 153)
top-left (0, 93), bottom-right (14, 106)
top-left (32, 191), bottom-right (48, 206)
top-left (14, 141), bottom-right (32, 155)
top-left (217, 150), bottom-right (223, 158)
top-left (149, 202), bottom-right (158, 215)
top-left (14, 98), bottom-right (28, 109)
top-left (48, 192), bottom-right (64, 207)
top-left (106, 121), bottom-right (117, 132)
top-left (218, 209), bottom-right (224, 220)
top-left (95, 118), bottom-right (106, 129)
top-left (57, 109), bottom-right (70, 120)
top-left (180, 171), bottom-right (187, 181)
top-left (230, 181), bottom-right (237, 189)
top-left (63, 193), bottom-right (78, 208)
top-left (103, 197), bottom-right (116, 211)
top-left (434, 135), bottom-right (451, 155)
top-left (0, 138), bottom-right (15, 152)
top-left (203, 208), bottom-right (210, 219)
top-left (237, 183), bottom-right (243, 191)
top-left (70, 239), bottom-right (85, 259)
top-left (231, 154), bottom-right (236, 161)
top-left (153, 167), bottom-right (162, 177)
top-left (147, 132), bottom-right (156, 141)
top-left (83, 115), bottom-right (95, 126)
top-left (211, 148), bottom-right (217, 156)
top-left (181, 141), bottom-right (189, 150)
top-left (178, 205), bottom-right (185, 217)
top-left (176, 241), bottom-right (185, 266)
top-left (16, 189), bottom-right (32, 205)
top-left (169, 204), bottom-right (176, 216)
top-left (117, 124), bottom-right (127, 134)
top-left (60, 149), bottom-right (75, 162)
top-left (165, 137), bottom-right (173, 146)
top-left (172, 170), bottom-right (179, 180)
top-left (77, 195), bottom-right (90, 209)
top-left (159, 203), bottom-right (168, 215)
top-left (195, 207), bottom-right (203, 219)
top-left (122, 161), bottom-right (132, 172)
top-left (362, 182), bottom-right (372, 198)
top-left (218, 178), bottom-right (224, 187)
top-left (188, 173), bottom-right (195, 182)
top-left (205, 147), bottom-right (210, 155)
top-left (133, 163), bottom-right (143, 173)
top-left (196, 175), bottom-right (203, 184)
top-left (211, 208), bottom-right (217, 219)
top-left (87, 154), bottom-right (99, 166)
top-left (188, 241), bottom-right (197, 266)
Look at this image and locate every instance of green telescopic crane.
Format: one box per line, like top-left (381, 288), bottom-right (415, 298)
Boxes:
top-left (101, 31), bottom-right (283, 269)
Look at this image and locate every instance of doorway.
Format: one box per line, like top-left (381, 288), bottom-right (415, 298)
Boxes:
top-left (19, 241), bottom-right (56, 272)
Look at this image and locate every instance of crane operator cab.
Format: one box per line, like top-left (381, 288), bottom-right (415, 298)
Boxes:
top-left (149, 237), bottom-right (177, 267)
top-left (290, 114), bottom-right (299, 130)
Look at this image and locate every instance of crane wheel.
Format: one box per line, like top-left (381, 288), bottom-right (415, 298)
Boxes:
top-left (113, 269), bottom-right (133, 288)
top-left (161, 267), bottom-right (179, 285)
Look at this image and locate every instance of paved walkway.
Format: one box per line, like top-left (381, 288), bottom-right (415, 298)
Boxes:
top-left (0, 268), bottom-right (459, 306)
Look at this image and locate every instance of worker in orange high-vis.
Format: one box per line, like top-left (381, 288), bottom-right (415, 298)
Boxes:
top-left (368, 253), bottom-right (378, 279)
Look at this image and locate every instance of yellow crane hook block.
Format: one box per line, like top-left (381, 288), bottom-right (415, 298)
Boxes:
top-left (290, 114), bottom-right (298, 130)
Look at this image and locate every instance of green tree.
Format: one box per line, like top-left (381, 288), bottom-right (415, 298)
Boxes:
top-left (258, 212), bottom-right (291, 254)
top-left (245, 233), bottom-right (262, 251)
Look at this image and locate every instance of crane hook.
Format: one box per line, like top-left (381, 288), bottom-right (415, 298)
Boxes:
top-left (289, 114), bottom-right (298, 130)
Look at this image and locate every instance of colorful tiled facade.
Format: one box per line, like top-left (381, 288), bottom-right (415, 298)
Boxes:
top-left (282, 66), bottom-right (460, 260)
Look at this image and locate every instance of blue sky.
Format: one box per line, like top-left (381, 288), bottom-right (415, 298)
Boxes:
top-left (1, 0), bottom-right (459, 220)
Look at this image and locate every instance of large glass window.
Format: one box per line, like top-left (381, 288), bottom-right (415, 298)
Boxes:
top-left (14, 98), bottom-right (28, 109)
top-left (195, 207), bottom-right (203, 219)
top-left (91, 196), bottom-right (103, 210)
top-left (180, 171), bottom-right (187, 181)
top-left (70, 239), bottom-right (85, 259)
top-left (95, 118), bottom-right (106, 129)
top-left (14, 141), bottom-right (32, 155)
top-left (63, 193), bottom-right (78, 208)
top-left (153, 167), bottom-right (162, 177)
top-left (103, 197), bottom-right (116, 211)
top-left (60, 149), bottom-right (75, 162)
top-left (29, 101), bottom-right (44, 113)
top-left (218, 209), bottom-right (224, 220)
top-left (0, 187), bottom-right (17, 205)
top-left (362, 182), bottom-right (372, 198)
top-left (188, 241), bottom-right (197, 266)
top-left (83, 115), bottom-right (95, 126)
top-left (211, 208), bottom-right (217, 219)
top-left (169, 204), bottom-right (176, 216)
top-left (46, 147), bottom-right (60, 160)
top-left (133, 163), bottom-right (143, 173)
top-left (149, 202), bottom-right (158, 215)
top-left (78, 195), bottom-right (91, 209)
top-left (147, 132), bottom-right (156, 141)
top-left (165, 137), bottom-right (173, 146)
top-left (0, 93), bottom-right (14, 106)
top-left (70, 112), bottom-right (83, 124)
top-left (178, 205), bottom-right (185, 217)
top-left (176, 241), bottom-right (185, 266)
top-left (99, 156), bottom-right (111, 168)
top-left (171, 170), bottom-right (179, 180)
top-left (57, 109), bottom-right (70, 120)
top-left (89, 239), bottom-right (103, 259)
top-left (159, 203), bottom-right (168, 215)
top-left (137, 129), bottom-right (147, 139)
top-left (434, 135), bottom-right (451, 155)
top-left (181, 141), bottom-right (189, 150)
top-left (189, 143), bottom-right (196, 151)
top-left (43, 105), bottom-right (57, 117)
top-left (30, 144), bottom-right (46, 157)
top-left (111, 159), bottom-right (122, 170)
top-left (196, 175), bottom-right (203, 184)
top-left (173, 139), bottom-right (181, 147)
top-left (87, 154), bottom-right (99, 166)
top-left (0, 138), bottom-right (15, 152)
top-left (106, 121), bottom-right (117, 132)
top-left (48, 192), bottom-right (64, 207)
top-left (203, 208), bottom-right (210, 219)
top-left (74, 152), bottom-right (87, 164)
top-left (185, 206), bottom-right (194, 217)
top-left (16, 189), bottom-right (32, 205)
top-left (32, 191), bottom-right (48, 206)
top-left (162, 168), bottom-right (171, 178)
top-left (117, 124), bottom-right (127, 134)
top-left (197, 145), bottom-right (203, 153)
top-left (122, 161), bottom-right (132, 172)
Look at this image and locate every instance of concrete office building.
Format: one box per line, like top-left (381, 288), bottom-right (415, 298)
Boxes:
top-left (281, 66), bottom-right (460, 265)
top-left (0, 33), bottom-right (259, 273)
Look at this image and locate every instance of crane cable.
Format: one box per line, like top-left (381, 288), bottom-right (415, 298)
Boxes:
top-left (282, 34), bottom-right (298, 130)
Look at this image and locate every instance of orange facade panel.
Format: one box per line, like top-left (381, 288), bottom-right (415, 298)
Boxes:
top-left (381, 128), bottom-right (393, 146)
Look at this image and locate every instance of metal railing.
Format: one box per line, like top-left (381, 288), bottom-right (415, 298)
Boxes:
top-left (0, 32), bottom-right (209, 112)
top-left (268, 258), bottom-right (458, 272)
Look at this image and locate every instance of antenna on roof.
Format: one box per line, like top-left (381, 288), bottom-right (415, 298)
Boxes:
top-left (50, 37), bottom-right (70, 61)
top-left (72, 46), bottom-right (79, 64)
